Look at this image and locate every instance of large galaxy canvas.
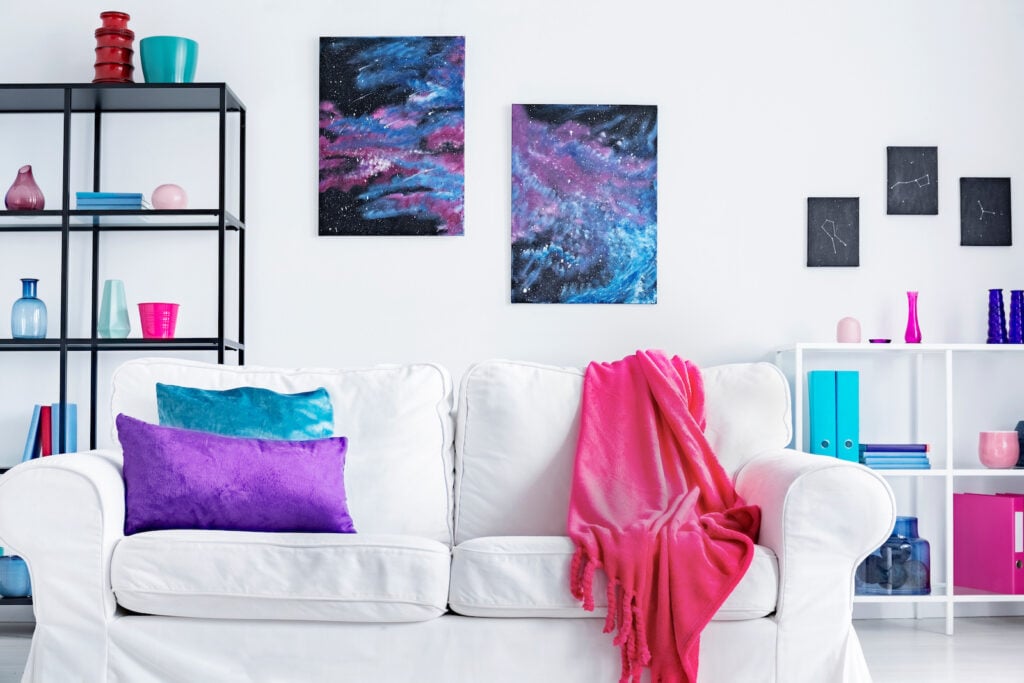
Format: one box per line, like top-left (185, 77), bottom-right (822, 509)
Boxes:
top-left (319, 36), bottom-right (464, 236)
top-left (511, 104), bottom-right (657, 304)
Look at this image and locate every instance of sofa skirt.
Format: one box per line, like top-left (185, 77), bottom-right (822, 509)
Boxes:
top-left (80, 614), bottom-right (782, 682)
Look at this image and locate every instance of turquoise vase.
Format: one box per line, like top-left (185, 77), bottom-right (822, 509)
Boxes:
top-left (98, 279), bottom-right (130, 338)
top-left (0, 554), bottom-right (31, 598)
top-left (11, 278), bottom-right (46, 339)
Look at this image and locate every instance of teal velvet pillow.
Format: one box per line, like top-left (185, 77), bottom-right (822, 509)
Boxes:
top-left (156, 383), bottom-right (334, 440)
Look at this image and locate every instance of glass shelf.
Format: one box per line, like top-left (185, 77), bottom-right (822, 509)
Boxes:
top-left (0, 210), bottom-right (243, 232)
top-left (0, 338), bottom-right (243, 352)
top-left (0, 83), bottom-right (244, 114)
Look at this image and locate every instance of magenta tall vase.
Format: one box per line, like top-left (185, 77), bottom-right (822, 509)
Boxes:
top-left (4, 165), bottom-right (45, 210)
top-left (904, 291), bottom-right (922, 343)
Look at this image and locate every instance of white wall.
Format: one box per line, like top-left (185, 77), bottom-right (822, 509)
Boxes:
top-left (1, 0), bottom-right (1024, 459)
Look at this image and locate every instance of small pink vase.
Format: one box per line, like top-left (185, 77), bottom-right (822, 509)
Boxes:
top-left (4, 165), bottom-right (45, 210)
top-left (904, 291), bottom-right (921, 343)
top-left (978, 431), bottom-right (1019, 469)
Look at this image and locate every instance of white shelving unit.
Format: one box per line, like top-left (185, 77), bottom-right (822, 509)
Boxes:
top-left (776, 342), bottom-right (1024, 635)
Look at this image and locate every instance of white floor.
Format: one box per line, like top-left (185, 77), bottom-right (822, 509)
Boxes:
top-left (0, 617), bottom-right (1019, 681)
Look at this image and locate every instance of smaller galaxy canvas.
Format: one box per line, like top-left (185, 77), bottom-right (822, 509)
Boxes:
top-left (807, 197), bottom-right (859, 267)
top-left (960, 177), bottom-right (1011, 246)
top-left (887, 146), bottom-right (938, 215)
top-left (511, 104), bottom-right (658, 304)
top-left (319, 36), bottom-right (465, 236)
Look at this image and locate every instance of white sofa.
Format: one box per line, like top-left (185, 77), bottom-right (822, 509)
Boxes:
top-left (0, 358), bottom-right (895, 683)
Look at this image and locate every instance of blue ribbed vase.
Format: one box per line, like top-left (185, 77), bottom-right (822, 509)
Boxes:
top-left (10, 278), bottom-right (46, 339)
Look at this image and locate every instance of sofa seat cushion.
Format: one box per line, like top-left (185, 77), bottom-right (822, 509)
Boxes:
top-left (448, 536), bottom-right (778, 620)
top-left (111, 530), bottom-right (450, 622)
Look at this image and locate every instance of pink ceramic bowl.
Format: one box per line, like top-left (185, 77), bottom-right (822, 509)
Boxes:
top-left (978, 431), bottom-right (1020, 469)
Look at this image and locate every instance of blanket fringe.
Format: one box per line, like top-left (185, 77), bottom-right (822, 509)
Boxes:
top-left (570, 545), bottom-right (597, 611)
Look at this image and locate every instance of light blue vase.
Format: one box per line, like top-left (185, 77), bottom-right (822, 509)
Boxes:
top-left (0, 554), bottom-right (31, 598)
top-left (98, 279), bottom-right (130, 339)
top-left (11, 278), bottom-right (46, 339)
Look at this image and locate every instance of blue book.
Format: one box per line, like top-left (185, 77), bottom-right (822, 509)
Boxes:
top-left (863, 458), bottom-right (930, 466)
top-left (808, 370), bottom-right (837, 457)
top-left (860, 443), bottom-right (929, 453)
top-left (50, 403), bottom-right (77, 454)
top-left (21, 405), bottom-right (41, 462)
top-left (75, 192), bottom-right (143, 200)
top-left (866, 462), bottom-right (931, 470)
top-left (862, 457), bottom-right (931, 468)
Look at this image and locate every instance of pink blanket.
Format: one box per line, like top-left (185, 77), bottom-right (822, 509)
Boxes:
top-left (568, 351), bottom-right (760, 683)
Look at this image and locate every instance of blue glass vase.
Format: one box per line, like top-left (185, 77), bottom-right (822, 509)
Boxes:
top-left (855, 516), bottom-right (931, 595)
top-left (11, 278), bottom-right (46, 339)
top-left (0, 556), bottom-right (31, 597)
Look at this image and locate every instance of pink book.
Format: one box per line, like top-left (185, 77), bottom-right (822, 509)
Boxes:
top-left (953, 493), bottom-right (1024, 594)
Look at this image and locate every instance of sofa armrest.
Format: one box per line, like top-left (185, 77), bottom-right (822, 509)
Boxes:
top-left (734, 448), bottom-right (895, 682)
top-left (0, 450), bottom-right (125, 681)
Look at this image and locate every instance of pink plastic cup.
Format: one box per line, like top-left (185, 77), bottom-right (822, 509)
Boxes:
top-left (978, 431), bottom-right (1020, 469)
top-left (138, 302), bottom-right (179, 339)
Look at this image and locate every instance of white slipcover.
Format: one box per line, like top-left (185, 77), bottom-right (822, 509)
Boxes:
top-left (0, 358), bottom-right (894, 683)
top-left (448, 535), bottom-right (778, 620)
top-left (110, 358), bottom-right (455, 544)
top-left (112, 530), bottom-right (450, 622)
top-left (453, 359), bottom-right (792, 543)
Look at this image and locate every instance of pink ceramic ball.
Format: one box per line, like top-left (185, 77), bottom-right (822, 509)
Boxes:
top-left (151, 183), bottom-right (188, 210)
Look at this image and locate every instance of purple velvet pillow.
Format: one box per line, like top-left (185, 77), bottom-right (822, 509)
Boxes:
top-left (116, 414), bottom-right (355, 536)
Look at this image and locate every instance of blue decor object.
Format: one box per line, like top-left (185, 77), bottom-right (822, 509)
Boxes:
top-left (0, 554), bottom-right (31, 598)
top-left (855, 516), bottom-right (931, 596)
top-left (156, 384), bottom-right (334, 440)
top-left (988, 288), bottom-right (1008, 344)
top-left (98, 279), bottom-right (130, 338)
top-left (11, 278), bottom-right (46, 339)
top-left (1009, 290), bottom-right (1024, 344)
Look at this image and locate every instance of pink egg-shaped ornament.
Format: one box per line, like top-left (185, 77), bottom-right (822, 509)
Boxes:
top-left (836, 316), bottom-right (861, 343)
top-left (151, 183), bottom-right (188, 210)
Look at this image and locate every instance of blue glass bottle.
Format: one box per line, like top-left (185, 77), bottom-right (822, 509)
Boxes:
top-left (11, 278), bottom-right (47, 339)
top-left (855, 516), bottom-right (930, 595)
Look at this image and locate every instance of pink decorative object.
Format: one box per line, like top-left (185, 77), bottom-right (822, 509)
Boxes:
top-left (978, 431), bottom-right (1019, 469)
top-left (138, 302), bottom-right (179, 339)
top-left (4, 165), bottom-right (45, 210)
top-left (151, 184), bottom-right (188, 210)
top-left (836, 316), bottom-right (861, 343)
top-left (904, 290), bottom-right (922, 343)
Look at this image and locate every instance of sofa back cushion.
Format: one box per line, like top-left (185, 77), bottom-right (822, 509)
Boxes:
top-left (111, 358), bottom-right (455, 544)
top-left (454, 360), bottom-right (791, 543)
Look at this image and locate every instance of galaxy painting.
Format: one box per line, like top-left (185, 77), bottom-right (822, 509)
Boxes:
top-left (511, 104), bottom-right (657, 304)
top-left (319, 37), bottom-right (464, 236)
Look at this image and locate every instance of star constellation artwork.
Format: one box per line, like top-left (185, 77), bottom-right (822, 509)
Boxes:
top-left (960, 177), bottom-right (1011, 246)
top-left (807, 197), bottom-right (859, 267)
top-left (887, 147), bottom-right (938, 215)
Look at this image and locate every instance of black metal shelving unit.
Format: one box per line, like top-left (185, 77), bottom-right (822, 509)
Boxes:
top-left (0, 83), bottom-right (246, 452)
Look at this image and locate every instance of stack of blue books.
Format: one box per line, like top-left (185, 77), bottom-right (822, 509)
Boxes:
top-left (859, 443), bottom-right (931, 469)
top-left (76, 192), bottom-right (146, 210)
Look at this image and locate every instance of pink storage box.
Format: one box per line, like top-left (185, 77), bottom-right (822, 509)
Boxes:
top-left (953, 492), bottom-right (1024, 594)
